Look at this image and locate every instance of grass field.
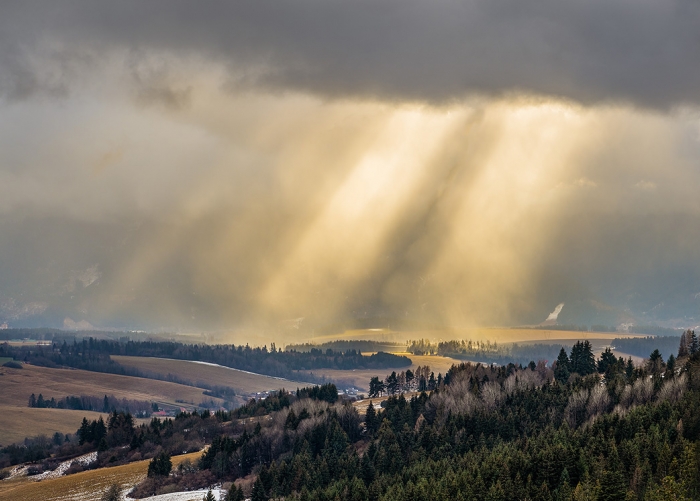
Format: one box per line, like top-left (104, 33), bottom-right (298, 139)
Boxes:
top-left (0, 406), bottom-right (114, 446)
top-left (0, 357), bottom-right (12, 365)
top-left (113, 356), bottom-right (308, 396)
top-left (0, 451), bottom-right (202, 501)
top-left (0, 364), bottom-right (215, 408)
top-left (0, 364), bottom-right (218, 445)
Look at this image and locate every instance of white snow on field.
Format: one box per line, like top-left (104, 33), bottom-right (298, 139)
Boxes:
top-left (33, 451), bottom-right (98, 481)
top-left (4, 451), bottom-right (98, 481)
top-left (161, 357), bottom-right (294, 382)
top-left (125, 487), bottom-right (226, 501)
top-left (6, 464), bottom-right (29, 479)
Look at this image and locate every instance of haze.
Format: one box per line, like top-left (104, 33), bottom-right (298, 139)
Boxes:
top-left (1, 1), bottom-right (700, 335)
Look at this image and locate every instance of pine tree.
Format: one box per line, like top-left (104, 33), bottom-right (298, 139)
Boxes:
top-left (648, 349), bottom-right (665, 376)
top-left (147, 451), bottom-right (172, 477)
top-left (203, 490), bottom-right (216, 501)
top-left (666, 354), bottom-right (676, 378)
top-left (678, 330), bottom-right (690, 358)
top-left (570, 341), bottom-right (596, 376)
top-left (369, 377), bottom-right (385, 398)
top-left (625, 357), bottom-right (635, 381)
top-left (690, 330), bottom-right (699, 355)
top-left (554, 348), bottom-right (570, 382)
top-left (597, 348), bottom-right (618, 376)
top-left (227, 485), bottom-right (244, 501)
top-left (78, 417), bottom-right (91, 445)
top-left (252, 476), bottom-right (268, 501)
top-left (385, 372), bottom-right (399, 395)
top-left (598, 446), bottom-right (627, 501)
top-left (365, 401), bottom-right (378, 436)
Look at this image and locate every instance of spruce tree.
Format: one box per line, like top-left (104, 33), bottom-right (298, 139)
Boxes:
top-left (554, 348), bottom-right (570, 382)
top-left (365, 401), bottom-right (378, 436)
top-left (227, 485), bottom-right (244, 501)
top-left (598, 446), bottom-right (627, 501)
top-left (78, 417), bottom-right (91, 445)
top-left (678, 330), bottom-right (690, 357)
top-left (147, 451), bottom-right (172, 477)
top-left (690, 330), bottom-right (699, 355)
top-left (252, 476), bottom-right (268, 501)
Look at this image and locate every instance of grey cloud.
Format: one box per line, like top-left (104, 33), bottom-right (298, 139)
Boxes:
top-left (1, 0), bottom-right (700, 107)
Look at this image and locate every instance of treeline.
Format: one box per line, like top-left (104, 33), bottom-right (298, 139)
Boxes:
top-left (229, 384), bottom-right (338, 420)
top-left (628, 326), bottom-right (684, 337)
top-left (515, 324), bottom-right (617, 332)
top-left (369, 366), bottom-right (444, 397)
top-left (28, 393), bottom-right (154, 417)
top-left (171, 342), bottom-right (700, 501)
top-left (407, 339), bottom-right (568, 365)
top-left (286, 340), bottom-right (405, 354)
top-left (612, 336), bottom-right (691, 360)
top-left (0, 338), bottom-right (410, 384)
top-left (0, 341), bottom-right (239, 405)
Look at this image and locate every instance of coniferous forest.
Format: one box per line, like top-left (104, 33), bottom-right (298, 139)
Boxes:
top-left (3, 337), bottom-right (700, 500)
top-left (172, 338), bottom-right (700, 500)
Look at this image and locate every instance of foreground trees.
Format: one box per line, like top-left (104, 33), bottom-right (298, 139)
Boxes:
top-left (185, 344), bottom-right (700, 501)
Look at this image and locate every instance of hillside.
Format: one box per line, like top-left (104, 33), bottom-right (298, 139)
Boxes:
top-left (0, 363), bottom-right (217, 445)
top-left (113, 355), bottom-right (308, 397)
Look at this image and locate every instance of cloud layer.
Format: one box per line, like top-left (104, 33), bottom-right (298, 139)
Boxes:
top-left (0, 1), bottom-right (699, 334)
top-left (2, 0), bottom-right (700, 107)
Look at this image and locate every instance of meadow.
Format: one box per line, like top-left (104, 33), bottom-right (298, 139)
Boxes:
top-left (0, 363), bottom-right (214, 408)
top-left (0, 363), bottom-right (217, 445)
top-left (112, 356), bottom-right (309, 397)
top-left (0, 407), bottom-right (111, 446)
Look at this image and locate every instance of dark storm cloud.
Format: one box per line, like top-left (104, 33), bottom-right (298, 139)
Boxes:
top-left (1, 0), bottom-right (700, 107)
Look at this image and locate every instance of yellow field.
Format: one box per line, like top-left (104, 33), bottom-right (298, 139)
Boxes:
top-left (305, 327), bottom-right (642, 345)
top-left (0, 406), bottom-right (115, 446)
top-left (0, 363), bottom-right (219, 445)
top-left (0, 364), bottom-right (216, 408)
top-left (0, 451), bottom-right (202, 501)
top-left (113, 355), bottom-right (308, 396)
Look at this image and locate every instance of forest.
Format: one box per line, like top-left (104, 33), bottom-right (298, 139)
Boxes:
top-left (182, 337), bottom-right (700, 501)
top-left (4, 335), bottom-right (700, 500)
top-left (27, 393), bottom-right (155, 417)
top-left (0, 338), bottom-right (410, 383)
top-left (407, 339), bottom-right (568, 366)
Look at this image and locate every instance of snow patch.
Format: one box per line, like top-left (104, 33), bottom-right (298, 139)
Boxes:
top-left (125, 487), bottom-right (226, 501)
top-left (546, 303), bottom-right (565, 322)
top-left (33, 451), bottom-right (98, 481)
top-left (4, 451), bottom-right (97, 482)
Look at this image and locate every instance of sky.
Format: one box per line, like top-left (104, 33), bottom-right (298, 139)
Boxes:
top-left (1, 1), bottom-right (700, 335)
